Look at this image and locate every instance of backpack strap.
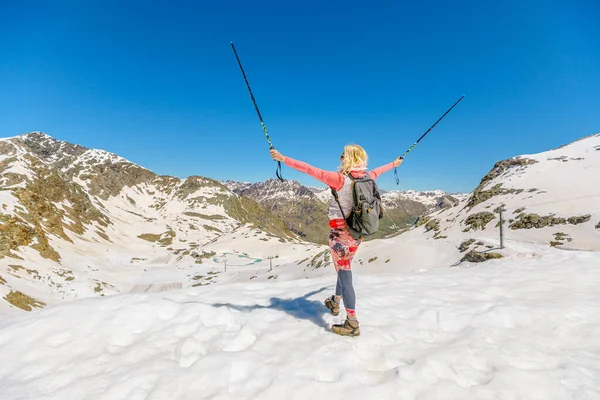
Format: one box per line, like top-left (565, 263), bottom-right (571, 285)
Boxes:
top-left (331, 187), bottom-right (345, 219)
top-left (350, 177), bottom-right (361, 216)
top-left (330, 174), bottom-right (355, 219)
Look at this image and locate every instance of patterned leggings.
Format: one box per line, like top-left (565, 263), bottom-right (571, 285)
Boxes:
top-left (329, 220), bottom-right (362, 315)
top-left (328, 222), bottom-right (361, 272)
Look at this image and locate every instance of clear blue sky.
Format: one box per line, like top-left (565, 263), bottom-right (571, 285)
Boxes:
top-left (1, 0), bottom-right (598, 192)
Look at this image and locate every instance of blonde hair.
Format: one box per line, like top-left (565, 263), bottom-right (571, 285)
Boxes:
top-left (339, 144), bottom-right (368, 175)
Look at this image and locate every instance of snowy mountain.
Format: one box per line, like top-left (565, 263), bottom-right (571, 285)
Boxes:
top-left (1, 132), bottom-right (459, 315)
top-left (0, 132), bottom-right (330, 314)
top-left (224, 178), bottom-right (330, 243)
top-left (2, 131), bottom-right (599, 320)
top-left (220, 180), bottom-right (253, 193)
top-left (310, 186), bottom-right (467, 210)
top-left (224, 179), bottom-right (467, 243)
top-left (1, 132), bottom-right (599, 398)
top-left (403, 133), bottom-right (600, 256)
top-left (381, 189), bottom-right (467, 209)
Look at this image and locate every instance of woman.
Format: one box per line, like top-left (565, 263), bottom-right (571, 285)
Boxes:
top-left (270, 145), bottom-right (403, 336)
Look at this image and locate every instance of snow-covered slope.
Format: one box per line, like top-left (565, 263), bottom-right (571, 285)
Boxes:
top-left (0, 133), bottom-right (324, 314)
top-left (0, 132), bottom-right (460, 315)
top-left (3, 131), bottom-right (599, 319)
top-left (0, 246), bottom-right (598, 399)
top-left (405, 133), bottom-right (600, 254)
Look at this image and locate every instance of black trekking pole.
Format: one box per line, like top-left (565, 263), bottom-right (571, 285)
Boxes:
top-left (231, 42), bottom-right (284, 182)
top-left (394, 95), bottom-right (465, 184)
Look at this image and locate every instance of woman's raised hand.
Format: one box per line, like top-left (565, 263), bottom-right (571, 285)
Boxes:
top-left (270, 149), bottom-right (285, 162)
top-left (393, 156), bottom-right (404, 167)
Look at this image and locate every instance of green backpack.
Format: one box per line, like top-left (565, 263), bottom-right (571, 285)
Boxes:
top-left (332, 175), bottom-right (383, 240)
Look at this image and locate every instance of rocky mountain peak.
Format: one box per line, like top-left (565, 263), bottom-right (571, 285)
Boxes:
top-left (226, 178), bottom-right (317, 200)
top-left (17, 131), bottom-right (88, 162)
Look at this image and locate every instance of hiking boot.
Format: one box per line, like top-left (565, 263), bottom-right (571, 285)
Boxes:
top-left (332, 318), bottom-right (360, 337)
top-left (324, 295), bottom-right (340, 316)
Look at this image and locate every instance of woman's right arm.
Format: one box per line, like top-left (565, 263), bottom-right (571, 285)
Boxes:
top-left (270, 149), bottom-right (343, 190)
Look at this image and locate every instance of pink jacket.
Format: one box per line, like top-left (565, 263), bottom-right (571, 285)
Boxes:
top-left (283, 157), bottom-right (394, 191)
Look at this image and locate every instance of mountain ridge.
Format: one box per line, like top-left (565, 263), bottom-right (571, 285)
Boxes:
top-left (1, 132), bottom-right (315, 313)
top-left (222, 178), bottom-right (468, 243)
top-left (404, 132), bottom-right (600, 255)
top-left (2, 131), bottom-right (599, 315)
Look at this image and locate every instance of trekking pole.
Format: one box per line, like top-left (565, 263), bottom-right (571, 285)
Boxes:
top-left (231, 42), bottom-right (284, 181)
top-left (394, 95), bottom-right (465, 184)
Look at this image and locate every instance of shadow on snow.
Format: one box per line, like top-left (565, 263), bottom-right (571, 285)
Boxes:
top-left (212, 287), bottom-right (331, 329)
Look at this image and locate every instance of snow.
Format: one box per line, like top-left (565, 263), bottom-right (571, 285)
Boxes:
top-left (0, 192), bottom-right (22, 214)
top-left (221, 180), bottom-right (253, 192)
top-left (313, 187), bottom-right (332, 203)
top-left (484, 134), bottom-right (600, 206)
top-left (448, 192), bottom-right (471, 202)
top-left (381, 189), bottom-right (459, 208)
top-left (406, 133), bottom-right (600, 251)
top-left (71, 148), bottom-right (145, 171)
top-left (0, 247), bottom-right (599, 399)
top-left (2, 131), bottom-right (600, 397)
top-left (0, 146), bottom-right (35, 184)
top-left (0, 196), bottom-right (329, 314)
